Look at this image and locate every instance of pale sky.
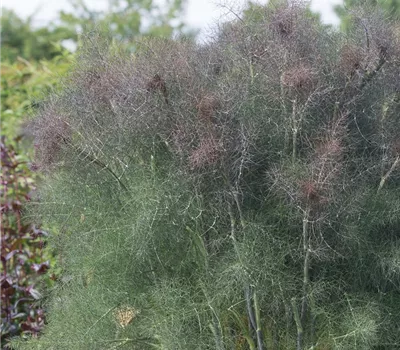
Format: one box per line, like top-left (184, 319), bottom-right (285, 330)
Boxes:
top-left (2, 0), bottom-right (343, 38)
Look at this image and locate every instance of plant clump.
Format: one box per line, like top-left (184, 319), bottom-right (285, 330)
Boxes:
top-left (11, 1), bottom-right (400, 350)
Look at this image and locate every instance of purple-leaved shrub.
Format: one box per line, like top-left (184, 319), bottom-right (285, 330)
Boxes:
top-left (1, 137), bottom-right (52, 347)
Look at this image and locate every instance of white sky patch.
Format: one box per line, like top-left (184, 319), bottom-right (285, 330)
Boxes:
top-left (2, 0), bottom-right (343, 32)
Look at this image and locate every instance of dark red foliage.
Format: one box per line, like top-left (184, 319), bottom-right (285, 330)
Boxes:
top-left (1, 137), bottom-right (49, 346)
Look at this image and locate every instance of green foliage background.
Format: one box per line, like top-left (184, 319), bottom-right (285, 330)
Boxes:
top-left (335, 0), bottom-right (400, 31)
top-left (1, 53), bottom-right (73, 143)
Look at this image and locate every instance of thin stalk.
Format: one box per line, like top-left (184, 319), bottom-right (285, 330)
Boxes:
top-left (237, 195), bottom-right (264, 350)
top-left (203, 285), bottom-right (225, 350)
top-left (377, 155), bottom-right (399, 194)
top-left (291, 298), bottom-right (303, 350)
top-left (250, 60), bottom-right (255, 85)
top-left (84, 305), bottom-right (118, 336)
top-left (309, 291), bottom-right (317, 349)
top-left (227, 193), bottom-right (244, 265)
top-left (379, 97), bottom-right (391, 179)
top-left (281, 51), bottom-right (290, 156)
top-left (359, 57), bottom-right (386, 91)
top-left (245, 285), bottom-right (257, 332)
top-left (234, 125), bottom-right (248, 229)
top-left (233, 191), bottom-right (246, 230)
top-left (87, 153), bottom-right (129, 192)
top-left (291, 99), bottom-right (298, 162)
top-left (286, 304), bottom-right (292, 348)
top-left (227, 202), bottom-right (237, 242)
top-left (229, 198), bottom-right (262, 348)
top-left (69, 140), bottom-right (128, 192)
top-left (253, 290), bottom-right (265, 350)
top-left (210, 305), bottom-right (225, 350)
top-left (301, 208), bottom-right (311, 325)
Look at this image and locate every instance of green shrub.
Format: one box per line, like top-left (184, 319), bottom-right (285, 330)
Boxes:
top-left (11, 2), bottom-right (400, 349)
top-left (1, 52), bottom-right (72, 142)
